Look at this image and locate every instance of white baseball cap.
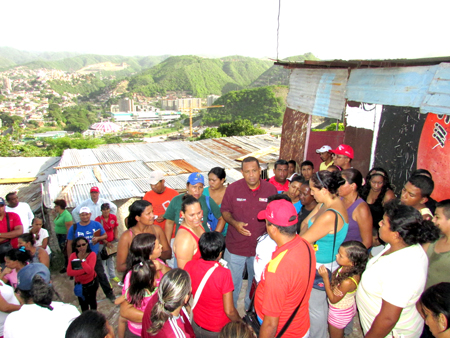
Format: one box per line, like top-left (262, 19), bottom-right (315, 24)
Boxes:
top-left (149, 170), bottom-right (165, 185)
top-left (79, 206), bottom-right (91, 214)
top-left (316, 145), bottom-right (332, 153)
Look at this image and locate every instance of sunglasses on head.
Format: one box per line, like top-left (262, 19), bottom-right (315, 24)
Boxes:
top-left (77, 243), bottom-right (87, 248)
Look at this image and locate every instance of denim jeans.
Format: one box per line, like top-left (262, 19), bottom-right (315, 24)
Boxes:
top-left (223, 248), bottom-right (254, 310)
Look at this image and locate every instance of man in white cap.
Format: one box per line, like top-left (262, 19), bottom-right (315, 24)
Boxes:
top-left (316, 145), bottom-right (334, 171)
top-left (67, 206), bottom-right (115, 302)
top-left (71, 186), bottom-right (117, 224)
top-left (143, 170), bottom-right (179, 240)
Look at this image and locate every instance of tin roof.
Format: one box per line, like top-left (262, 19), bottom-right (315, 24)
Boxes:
top-left (43, 135), bottom-right (280, 208)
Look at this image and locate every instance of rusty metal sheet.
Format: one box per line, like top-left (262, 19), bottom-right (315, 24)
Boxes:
top-left (287, 68), bottom-right (348, 119)
top-left (211, 139), bottom-right (249, 155)
top-left (280, 108), bottom-right (309, 164)
top-left (170, 160), bottom-right (201, 173)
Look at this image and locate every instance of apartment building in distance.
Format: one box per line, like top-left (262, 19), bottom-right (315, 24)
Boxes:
top-left (160, 98), bottom-right (202, 111)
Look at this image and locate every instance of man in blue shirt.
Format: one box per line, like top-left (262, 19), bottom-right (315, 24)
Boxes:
top-left (67, 206), bottom-right (115, 302)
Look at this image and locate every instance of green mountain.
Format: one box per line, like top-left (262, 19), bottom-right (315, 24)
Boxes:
top-left (250, 53), bottom-right (319, 88)
top-left (0, 46), bottom-right (81, 68)
top-left (126, 55), bottom-right (273, 98)
top-left (202, 85), bottom-right (288, 127)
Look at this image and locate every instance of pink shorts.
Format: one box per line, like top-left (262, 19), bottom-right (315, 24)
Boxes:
top-left (328, 303), bottom-right (356, 329)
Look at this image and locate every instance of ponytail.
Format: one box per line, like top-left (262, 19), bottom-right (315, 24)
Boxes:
top-left (148, 269), bottom-right (191, 335)
top-left (128, 260), bottom-right (156, 308)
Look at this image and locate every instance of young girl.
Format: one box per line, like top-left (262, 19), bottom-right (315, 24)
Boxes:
top-left (318, 240), bottom-right (369, 338)
top-left (117, 233), bottom-right (171, 338)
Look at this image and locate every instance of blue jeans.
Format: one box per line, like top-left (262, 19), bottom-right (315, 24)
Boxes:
top-left (224, 249), bottom-right (254, 310)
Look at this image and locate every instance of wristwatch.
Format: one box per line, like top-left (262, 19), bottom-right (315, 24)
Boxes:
top-left (82, 259), bottom-right (86, 262)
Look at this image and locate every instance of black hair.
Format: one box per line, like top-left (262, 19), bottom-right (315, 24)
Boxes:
top-left (5, 248), bottom-right (31, 265)
top-left (270, 223), bottom-right (298, 236)
top-left (241, 156), bottom-right (260, 169)
top-left (407, 175), bottom-right (434, 198)
top-left (274, 159), bottom-right (288, 170)
top-left (72, 236), bottom-right (92, 256)
top-left (19, 233), bottom-right (36, 246)
top-left (128, 200), bottom-right (152, 229)
top-left (268, 193), bottom-right (292, 203)
top-left (19, 275), bottom-right (54, 311)
top-left (301, 160), bottom-right (314, 169)
top-left (181, 194), bottom-right (200, 213)
top-left (128, 260), bottom-right (157, 308)
top-left (290, 176), bottom-right (305, 184)
top-left (436, 199), bottom-right (450, 220)
top-left (288, 160), bottom-right (297, 167)
top-left (65, 310), bottom-right (110, 338)
top-left (310, 170), bottom-right (345, 195)
top-left (360, 167), bottom-right (393, 205)
top-left (199, 232), bottom-right (226, 261)
top-left (100, 203), bottom-right (110, 210)
top-left (412, 168), bottom-right (433, 179)
top-left (384, 200), bottom-right (440, 245)
top-left (332, 241), bottom-right (369, 287)
top-left (327, 165), bottom-right (342, 172)
top-left (53, 199), bottom-right (67, 209)
top-left (419, 283), bottom-right (450, 332)
top-left (341, 169), bottom-right (363, 195)
top-left (125, 233), bottom-right (157, 280)
top-left (5, 192), bottom-right (16, 202)
top-left (31, 217), bottom-right (43, 227)
top-left (208, 167), bottom-right (226, 180)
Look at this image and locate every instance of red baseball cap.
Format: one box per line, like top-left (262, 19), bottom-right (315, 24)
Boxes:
top-left (257, 200), bottom-right (298, 226)
top-left (90, 186), bottom-right (100, 193)
top-left (330, 144), bottom-right (354, 159)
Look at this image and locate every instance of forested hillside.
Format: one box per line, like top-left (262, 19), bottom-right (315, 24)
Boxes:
top-left (126, 55), bottom-right (272, 98)
top-left (250, 53), bottom-right (319, 87)
top-left (202, 86), bottom-right (288, 126)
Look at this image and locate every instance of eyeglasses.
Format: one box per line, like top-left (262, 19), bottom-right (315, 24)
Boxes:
top-left (76, 243), bottom-right (88, 248)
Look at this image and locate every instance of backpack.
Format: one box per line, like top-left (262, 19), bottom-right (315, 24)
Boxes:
top-left (205, 196), bottom-right (219, 231)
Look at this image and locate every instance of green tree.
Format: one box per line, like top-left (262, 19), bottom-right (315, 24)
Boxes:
top-left (0, 113), bottom-right (23, 128)
top-left (198, 127), bottom-right (223, 140)
top-left (217, 119), bottom-right (265, 137)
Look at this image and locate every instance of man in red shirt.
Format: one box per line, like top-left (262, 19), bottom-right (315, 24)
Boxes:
top-left (268, 160), bottom-right (289, 192)
top-left (0, 197), bottom-right (23, 263)
top-left (255, 199), bottom-right (316, 338)
top-left (143, 170), bottom-right (179, 238)
top-left (95, 203), bottom-right (119, 283)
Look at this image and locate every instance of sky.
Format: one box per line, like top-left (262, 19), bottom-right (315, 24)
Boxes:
top-left (2, 0), bottom-right (449, 61)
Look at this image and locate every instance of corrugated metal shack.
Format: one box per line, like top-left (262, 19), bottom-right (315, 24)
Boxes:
top-left (276, 57), bottom-right (450, 200)
top-left (43, 135), bottom-right (281, 209)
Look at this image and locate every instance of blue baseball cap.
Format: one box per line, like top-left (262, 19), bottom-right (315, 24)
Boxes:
top-left (187, 173), bottom-right (204, 185)
top-left (0, 197), bottom-right (5, 206)
top-left (17, 263), bottom-right (51, 291)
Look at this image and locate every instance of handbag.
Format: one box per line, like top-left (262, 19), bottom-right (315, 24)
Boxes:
top-left (74, 282), bottom-right (85, 300)
top-left (243, 240), bottom-right (313, 337)
top-left (313, 209), bottom-right (338, 291)
top-left (0, 214), bottom-right (13, 263)
top-left (205, 196), bottom-right (219, 231)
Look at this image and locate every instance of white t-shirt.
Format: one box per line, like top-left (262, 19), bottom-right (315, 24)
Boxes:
top-left (4, 301), bottom-right (80, 338)
top-left (254, 233), bottom-right (277, 283)
top-left (5, 203), bottom-right (33, 233)
top-left (34, 228), bottom-right (52, 255)
top-left (356, 244), bottom-right (427, 338)
top-left (0, 281), bottom-right (20, 336)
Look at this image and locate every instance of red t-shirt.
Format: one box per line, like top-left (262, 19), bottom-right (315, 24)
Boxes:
top-left (255, 235), bottom-right (316, 338)
top-left (143, 187), bottom-right (179, 237)
top-left (141, 293), bottom-right (195, 338)
top-left (268, 176), bottom-right (289, 192)
top-left (0, 212), bottom-right (22, 248)
top-left (95, 214), bottom-right (118, 242)
top-left (184, 259), bottom-right (234, 332)
top-left (66, 252), bottom-right (97, 284)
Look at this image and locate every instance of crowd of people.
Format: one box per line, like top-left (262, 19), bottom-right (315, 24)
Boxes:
top-left (0, 143), bottom-right (449, 338)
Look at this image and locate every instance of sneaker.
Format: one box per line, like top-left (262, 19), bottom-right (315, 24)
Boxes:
top-left (111, 277), bottom-right (121, 283)
top-left (118, 281), bottom-right (124, 287)
top-left (107, 294), bottom-right (116, 303)
top-left (59, 267), bottom-right (67, 273)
